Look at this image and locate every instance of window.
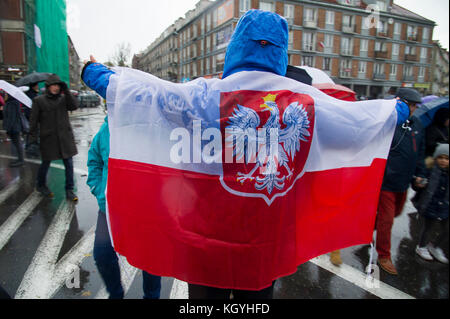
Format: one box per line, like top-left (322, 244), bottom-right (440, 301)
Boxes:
top-left (405, 45), bottom-right (416, 55)
top-left (376, 0), bottom-right (386, 11)
top-left (304, 8), bottom-right (316, 22)
top-left (302, 55), bottom-right (314, 67)
top-left (284, 4), bottom-right (294, 22)
top-left (390, 64), bottom-right (397, 75)
top-left (358, 61), bottom-right (367, 73)
top-left (374, 62), bottom-right (384, 74)
top-left (192, 62), bottom-right (197, 77)
top-left (422, 27), bottom-right (429, 40)
top-left (323, 57), bottom-right (331, 71)
top-left (392, 43), bottom-right (399, 55)
top-left (259, 1), bottom-right (274, 12)
top-left (206, 57), bottom-right (210, 74)
top-left (303, 32), bottom-right (315, 51)
top-left (326, 11), bottom-right (334, 25)
top-left (374, 41), bottom-right (387, 52)
top-left (394, 22), bottom-right (401, 35)
top-left (206, 36), bottom-right (210, 52)
top-left (324, 34), bottom-right (333, 48)
top-left (342, 15), bottom-right (354, 28)
top-left (407, 25), bottom-right (417, 38)
top-left (360, 39), bottom-right (368, 52)
top-left (340, 59), bottom-right (352, 75)
top-left (420, 47), bottom-right (427, 58)
top-left (193, 24), bottom-right (197, 38)
top-left (378, 20), bottom-right (388, 34)
top-left (206, 12), bottom-right (211, 31)
top-left (212, 10), bottom-right (217, 27)
top-left (201, 17), bottom-right (205, 34)
top-left (419, 66), bottom-right (425, 77)
top-left (341, 37), bottom-right (353, 55)
top-left (239, 0), bottom-right (251, 14)
top-left (404, 65), bottom-right (413, 76)
top-left (288, 30), bottom-right (294, 50)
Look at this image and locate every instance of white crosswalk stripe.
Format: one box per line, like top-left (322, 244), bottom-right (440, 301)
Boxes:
top-left (0, 191), bottom-right (43, 252)
top-left (0, 178), bottom-right (20, 205)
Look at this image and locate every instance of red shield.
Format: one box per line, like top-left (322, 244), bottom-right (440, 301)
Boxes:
top-left (220, 90), bottom-right (315, 205)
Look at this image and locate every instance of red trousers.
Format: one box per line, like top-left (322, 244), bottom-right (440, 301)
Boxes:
top-left (375, 190), bottom-right (407, 259)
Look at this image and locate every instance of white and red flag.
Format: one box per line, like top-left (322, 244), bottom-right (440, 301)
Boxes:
top-left (105, 68), bottom-right (397, 290)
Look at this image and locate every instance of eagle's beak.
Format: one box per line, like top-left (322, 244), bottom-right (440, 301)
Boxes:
top-left (260, 103), bottom-right (272, 111)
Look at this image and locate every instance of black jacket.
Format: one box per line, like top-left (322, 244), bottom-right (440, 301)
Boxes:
top-left (381, 117), bottom-right (426, 192)
top-left (2, 98), bottom-right (22, 134)
top-left (412, 166), bottom-right (449, 220)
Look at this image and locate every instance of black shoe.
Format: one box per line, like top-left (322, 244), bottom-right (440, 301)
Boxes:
top-left (36, 185), bottom-right (54, 197)
top-left (9, 160), bottom-right (24, 167)
top-left (66, 190), bottom-right (78, 202)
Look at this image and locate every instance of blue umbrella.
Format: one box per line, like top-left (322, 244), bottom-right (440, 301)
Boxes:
top-left (412, 96), bottom-right (449, 128)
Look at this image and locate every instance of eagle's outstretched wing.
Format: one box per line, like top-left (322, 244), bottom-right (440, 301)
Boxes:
top-left (279, 102), bottom-right (310, 161)
top-left (225, 104), bottom-right (262, 164)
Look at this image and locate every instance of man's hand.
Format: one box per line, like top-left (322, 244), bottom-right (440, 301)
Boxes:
top-left (83, 55), bottom-right (98, 65)
top-left (414, 177), bottom-right (427, 188)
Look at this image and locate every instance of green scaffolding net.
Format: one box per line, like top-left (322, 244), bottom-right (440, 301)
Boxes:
top-left (35, 0), bottom-right (69, 84)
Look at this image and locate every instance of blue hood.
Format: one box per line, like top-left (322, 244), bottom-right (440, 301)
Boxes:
top-left (222, 9), bottom-right (288, 79)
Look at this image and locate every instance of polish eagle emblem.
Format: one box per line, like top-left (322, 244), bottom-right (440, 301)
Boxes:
top-left (224, 93), bottom-right (312, 196)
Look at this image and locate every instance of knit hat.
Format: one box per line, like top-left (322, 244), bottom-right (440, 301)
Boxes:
top-left (434, 143), bottom-right (449, 158)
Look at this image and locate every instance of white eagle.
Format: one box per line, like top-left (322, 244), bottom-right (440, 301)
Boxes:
top-left (225, 94), bottom-right (311, 194)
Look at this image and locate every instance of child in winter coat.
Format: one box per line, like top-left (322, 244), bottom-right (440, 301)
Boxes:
top-left (414, 143), bottom-right (449, 264)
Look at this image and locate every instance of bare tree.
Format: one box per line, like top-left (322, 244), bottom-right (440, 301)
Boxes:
top-left (110, 42), bottom-right (131, 67)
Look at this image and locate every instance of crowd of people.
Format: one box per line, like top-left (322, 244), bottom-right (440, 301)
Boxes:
top-left (0, 9), bottom-right (448, 300)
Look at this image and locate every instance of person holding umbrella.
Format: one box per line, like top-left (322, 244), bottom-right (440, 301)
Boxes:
top-left (29, 74), bottom-right (79, 201)
top-left (2, 92), bottom-right (25, 167)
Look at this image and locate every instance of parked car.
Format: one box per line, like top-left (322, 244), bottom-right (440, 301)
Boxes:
top-left (79, 91), bottom-right (101, 108)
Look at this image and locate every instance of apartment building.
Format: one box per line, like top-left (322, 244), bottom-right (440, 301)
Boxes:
top-left (133, 0), bottom-right (436, 98)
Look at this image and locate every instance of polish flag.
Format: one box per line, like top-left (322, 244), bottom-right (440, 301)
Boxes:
top-left (105, 68), bottom-right (397, 290)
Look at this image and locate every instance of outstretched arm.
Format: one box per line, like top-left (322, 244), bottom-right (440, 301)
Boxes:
top-left (81, 56), bottom-right (115, 99)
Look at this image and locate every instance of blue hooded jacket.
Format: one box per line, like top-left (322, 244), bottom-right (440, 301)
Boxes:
top-left (222, 9), bottom-right (288, 79)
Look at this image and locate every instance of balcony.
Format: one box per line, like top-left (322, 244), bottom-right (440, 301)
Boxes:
top-left (340, 48), bottom-right (353, 56)
top-left (403, 75), bottom-right (415, 81)
top-left (303, 20), bottom-right (317, 29)
top-left (302, 43), bottom-right (316, 52)
top-left (407, 34), bottom-right (418, 42)
top-left (404, 54), bottom-right (417, 62)
top-left (339, 69), bottom-right (352, 78)
top-left (342, 25), bottom-right (355, 34)
top-left (373, 73), bottom-right (385, 81)
top-left (374, 51), bottom-right (388, 59)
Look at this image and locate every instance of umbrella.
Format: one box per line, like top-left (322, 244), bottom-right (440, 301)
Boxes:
top-left (15, 72), bottom-right (52, 87)
top-left (295, 66), bottom-right (357, 101)
top-left (285, 65), bottom-right (312, 85)
top-left (420, 95), bottom-right (439, 105)
top-left (0, 80), bottom-right (32, 108)
top-left (412, 96), bottom-right (449, 128)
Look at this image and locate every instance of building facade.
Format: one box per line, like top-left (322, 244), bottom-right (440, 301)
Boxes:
top-left (68, 35), bottom-right (81, 90)
top-left (134, 0), bottom-right (437, 99)
top-left (430, 41), bottom-right (449, 96)
top-left (0, 0), bottom-right (36, 82)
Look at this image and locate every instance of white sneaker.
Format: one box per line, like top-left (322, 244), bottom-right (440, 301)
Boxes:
top-left (415, 246), bottom-right (433, 261)
top-left (428, 245), bottom-right (449, 264)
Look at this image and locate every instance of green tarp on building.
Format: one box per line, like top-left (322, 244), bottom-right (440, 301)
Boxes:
top-left (35, 0), bottom-right (69, 84)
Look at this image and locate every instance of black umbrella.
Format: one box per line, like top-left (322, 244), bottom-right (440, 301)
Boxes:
top-left (285, 65), bottom-right (312, 85)
top-left (15, 72), bottom-right (52, 87)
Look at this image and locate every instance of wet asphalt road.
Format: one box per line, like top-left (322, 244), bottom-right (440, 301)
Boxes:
top-left (0, 105), bottom-right (448, 299)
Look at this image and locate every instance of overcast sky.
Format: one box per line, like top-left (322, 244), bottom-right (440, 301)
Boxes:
top-left (67, 0), bottom-right (449, 64)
